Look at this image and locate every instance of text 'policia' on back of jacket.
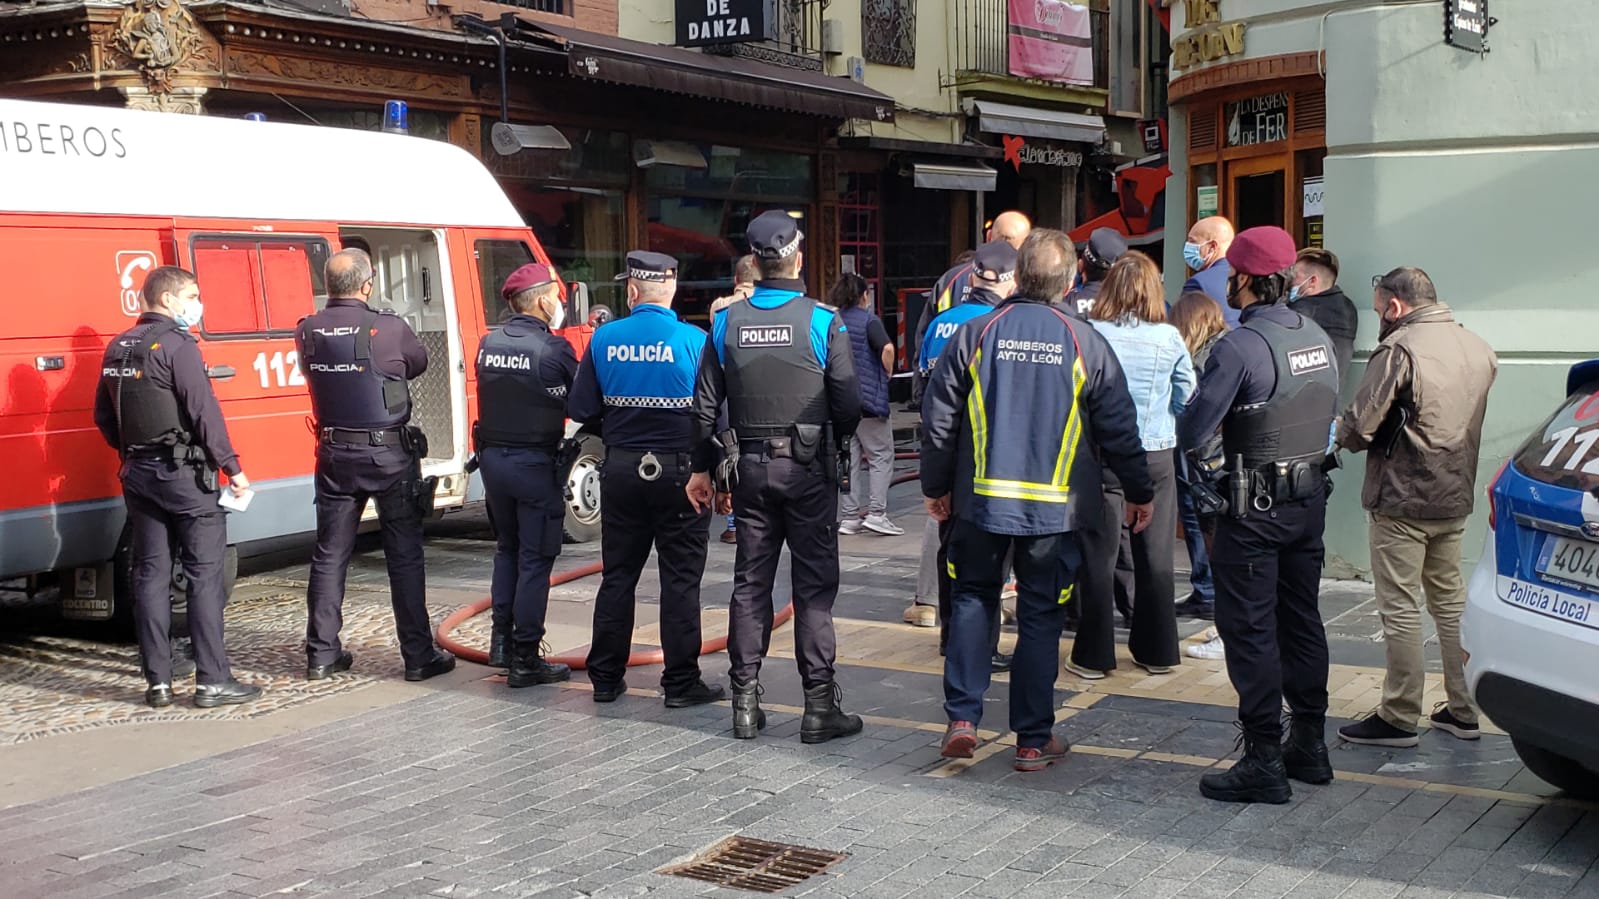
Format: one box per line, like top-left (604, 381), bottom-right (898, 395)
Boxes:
top-left (100, 318), bottom-right (188, 452)
top-left (476, 318), bottom-right (569, 448)
top-left (711, 288), bottom-right (836, 438)
top-left (298, 308), bottom-right (411, 431)
top-left (1225, 315), bottom-right (1340, 469)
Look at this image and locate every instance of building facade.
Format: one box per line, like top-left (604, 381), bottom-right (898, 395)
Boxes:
top-left (1162, 0), bottom-right (1596, 572)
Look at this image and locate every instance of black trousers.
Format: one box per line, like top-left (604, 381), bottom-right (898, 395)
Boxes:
top-left (121, 459), bottom-right (231, 687)
top-left (480, 446), bottom-right (564, 647)
top-left (937, 519), bottom-right (1003, 657)
top-left (305, 441), bottom-right (433, 669)
top-left (727, 455), bottom-right (839, 689)
top-left (1212, 490), bottom-right (1331, 740)
top-left (1073, 450), bottom-right (1180, 670)
top-left (944, 521), bottom-right (1081, 748)
top-left (586, 450), bottom-right (711, 694)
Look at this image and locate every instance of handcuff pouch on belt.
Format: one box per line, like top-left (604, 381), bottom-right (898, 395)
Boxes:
top-left (1225, 454), bottom-right (1324, 518)
top-left (711, 429), bottom-right (740, 493)
top-left (399, 425), bottom-right (429, 459)
top-left (787, 422), bottom-right (823, 466)
top-left (555, 437), bottom-right (582, 501)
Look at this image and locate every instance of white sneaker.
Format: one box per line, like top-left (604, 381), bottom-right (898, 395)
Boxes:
top-left (1198, 626), bottom-right (1219, 642)
top-left (837, 518), bottom-right (864, 535)
top-left (862, 514), bottom-right (905, 536)
top-left (1185, 636), bottom-right (1226, 660)
top-left (1063, 660), bottom-right (1106, 680)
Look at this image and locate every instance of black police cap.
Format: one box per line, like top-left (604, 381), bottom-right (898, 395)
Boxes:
top-left (614, 250), bottom-right (678, 282)
top-left (746, 210), bottom-right (804, 260)
top-left (973, 240), bottom-right (1018, 283)
top-left (1084, 228), bottom-right (1130, 268)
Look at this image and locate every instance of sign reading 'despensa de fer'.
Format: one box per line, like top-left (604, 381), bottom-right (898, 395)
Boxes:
top-left (675, 0), bottom-right (773, 48)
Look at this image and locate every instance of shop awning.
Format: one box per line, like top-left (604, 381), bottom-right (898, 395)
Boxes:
top-left (965, 99), bottom-right (1105, 144)
top-left (509, 20), bottom-right (895, 123)
top-left (912, 163), bottom-right (997, 192)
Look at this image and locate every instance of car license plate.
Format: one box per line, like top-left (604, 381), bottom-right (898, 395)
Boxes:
top-left (1537, 535), bottom-right (1599, 593)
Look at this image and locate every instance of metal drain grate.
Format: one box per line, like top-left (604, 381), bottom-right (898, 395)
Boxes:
top-left (659, 836), bottom-right (848, 893)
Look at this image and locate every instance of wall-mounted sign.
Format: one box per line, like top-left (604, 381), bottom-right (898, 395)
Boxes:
top-left (1196, 184), bottom-right (1218, 219)
top-left (1445, 0), bottom-right (1492, 54)
top-left (1140, 119), bottom-right (1166, 154)
top-left (1007, 0), bottom-right (1095, 86)
top-left (1302, 175), bottom-right (1324, 217)
top-left (1168, 0), bottom-right (1247, 70)
top-left (1002, 136), bottom-right (1084, 172)
top-left (675, 0), bottom-right (772, 48)
top-left (1225, 92), bottom-right (1289, 147)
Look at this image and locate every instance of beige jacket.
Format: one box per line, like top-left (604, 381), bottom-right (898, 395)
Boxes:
top-left (1336, 303), bottom-right (1497, 519)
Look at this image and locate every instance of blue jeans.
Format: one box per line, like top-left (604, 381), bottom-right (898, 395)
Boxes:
top-left (943, 520), bottom-right (1081, 748)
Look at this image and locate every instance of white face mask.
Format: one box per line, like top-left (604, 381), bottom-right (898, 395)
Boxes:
top-left (546, 299), bottom-right (566, 330)
top-left (171, 295), bottom-right (204, 330)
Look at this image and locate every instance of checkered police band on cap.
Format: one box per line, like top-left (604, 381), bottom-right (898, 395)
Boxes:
top-left (626, 266), bottom-right (671, 282)
top-left (613, 250), bottom-right (678, 283)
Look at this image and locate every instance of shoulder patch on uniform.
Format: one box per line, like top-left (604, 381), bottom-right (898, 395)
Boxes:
top-left (1287, 345), bottom-right (1331, 376)
top-left (738, 324), bottom-right (793, 348)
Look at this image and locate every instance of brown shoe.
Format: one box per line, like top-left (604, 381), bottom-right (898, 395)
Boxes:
top-left (1014, 736), bottom-right (1070, 772)
top-left (719, 528), bottom-right (737, 545)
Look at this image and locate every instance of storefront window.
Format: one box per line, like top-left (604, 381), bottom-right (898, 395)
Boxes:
top-left (482, 127), bottom-right (631, 188)
top-left (644, 145), bottom-right (815, 322)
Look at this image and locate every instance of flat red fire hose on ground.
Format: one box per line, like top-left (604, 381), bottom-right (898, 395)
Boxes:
top-left (435, 456), bottom-right (923, 670)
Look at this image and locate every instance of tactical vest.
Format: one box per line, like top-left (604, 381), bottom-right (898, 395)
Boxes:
top-left (721, 294), bottom-right (828, 439)
top-left (475, 318), bottom-right (567, 447)
top-left (1223, 312), bottom-right (1340, 469)
top-left (299, 308), bottom-right (410, 430)
top-left (839, 305), bottom-right (888, 418)
top-left (1064, 281), bottom-right (1101, 318)
top-left (102, 318), bottom-right (189, 452)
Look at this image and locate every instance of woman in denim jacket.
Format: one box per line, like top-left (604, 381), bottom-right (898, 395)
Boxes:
top-left (1065, 252), bottom-right (1197, 679)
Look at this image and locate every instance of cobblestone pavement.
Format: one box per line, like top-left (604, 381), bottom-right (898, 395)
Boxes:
top-left (1, 470), bottom-right (1596, 898)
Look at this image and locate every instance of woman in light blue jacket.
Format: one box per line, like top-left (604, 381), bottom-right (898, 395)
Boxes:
top-left (1066, 251), bottom-right (1197, 680)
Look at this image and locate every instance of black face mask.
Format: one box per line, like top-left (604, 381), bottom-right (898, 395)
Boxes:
top-left (1226, 275), bottom-right (1246, 311)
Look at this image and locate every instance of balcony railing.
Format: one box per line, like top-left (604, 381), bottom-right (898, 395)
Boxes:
top-left (952, 0), bottom-right (1109, 90)
top-left (492, 0), bottom-right (568, 14)
top-left (703, 0), bottom-right (825, 71)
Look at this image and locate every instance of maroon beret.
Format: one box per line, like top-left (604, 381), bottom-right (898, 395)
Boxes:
top-left (1225, 227), bottom-right (1297, 276)
top-left (501, 263), bottom-right (559, 301)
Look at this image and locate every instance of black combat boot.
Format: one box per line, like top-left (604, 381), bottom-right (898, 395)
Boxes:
top-left (1283, 715), bottom-right (1334, 785)
top-left (487, 625), bottom-right (510, 669)
top-left (507, 643), bottom-right (570, 688)
top-left (800, 682), bottom-right (864, 744)
top-left (1199, 731), bottom-right (1292, 805)
top-left (732, 677), bottom-right (766, 739)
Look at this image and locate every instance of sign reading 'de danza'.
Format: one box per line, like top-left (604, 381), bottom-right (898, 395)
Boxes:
top-left (1165, 0), bottom-right (1247, 70)
top-left (675, 0), bottom-right (773, 48)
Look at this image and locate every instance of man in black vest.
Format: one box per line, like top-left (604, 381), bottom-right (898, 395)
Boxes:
top-left (93, 265), bottom-right (261, 709)
top-left (297, 248), bottom-right (454, 683)
top-left (689, 211), bottom-right (864, 744)
top-left (571, 251), bottom-right (724, 707)
top-left (475, 263), bottom-right (579, 687)
top-left (1179, 227), bottom-right (1340, 805)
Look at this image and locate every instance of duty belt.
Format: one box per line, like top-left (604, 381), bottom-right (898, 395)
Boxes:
top-left (320, 426), bottom-right (405, 446)
top-left (606, 447), bottom-right (690, 482)
top-left (739, 438), bottom-right (793, 460)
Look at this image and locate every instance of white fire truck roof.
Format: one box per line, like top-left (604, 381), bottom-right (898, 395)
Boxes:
top-left (0, 98), bottom-right (524, 229)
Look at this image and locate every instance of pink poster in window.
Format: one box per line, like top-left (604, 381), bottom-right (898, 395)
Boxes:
top-left (1007, 0), bottom-right (1094, 85)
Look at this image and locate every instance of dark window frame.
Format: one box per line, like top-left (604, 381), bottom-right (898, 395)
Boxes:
top-left (187, 234), bottom-right (331, 341)
top-left (474, 238), bottom-right (537, 328)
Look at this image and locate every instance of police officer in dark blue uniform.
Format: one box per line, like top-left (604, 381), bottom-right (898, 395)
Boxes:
top-left (571, 251), bottom-right (725, 707)
top-left (1179, 227), bottom-right (1340, 804)
top-left (919, 240), bottom-right (1018, 668)
top-left (1062, 227), bottom-right (1129, 317)
top-left (475, 263), bottom-right (578, 687)
top-left (690, 211), bottom-right (864, 743)
top-left (920, 229), bottom-right (1153, 771)
top-left (94, 266), bottom-right (262, 709)
top-left (297, 248), bottom-right (454, 683)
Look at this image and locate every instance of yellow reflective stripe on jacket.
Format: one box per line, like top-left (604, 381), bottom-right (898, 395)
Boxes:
top-left (972, 478), bottom-right (1072, 503)
top-left (1052, 358), bottom-right (1088, 485)
top-left (966, 347), bottom-right (988, 479)
top-left (1058, 584), bottom-right (1074, 606)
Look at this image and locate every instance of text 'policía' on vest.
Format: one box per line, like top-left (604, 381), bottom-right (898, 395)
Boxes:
top-left (480, 352), bottom-right (533, 370)
top-left (1287, 345), bottom-right (1330, 376)
top-left (605, 342), bottom-right (676, 363)
top-left (738, 325), bottom-right (793, 348)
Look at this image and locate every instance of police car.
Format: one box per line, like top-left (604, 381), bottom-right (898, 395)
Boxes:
top-left (1464, 359), bottom-right (1599, 797)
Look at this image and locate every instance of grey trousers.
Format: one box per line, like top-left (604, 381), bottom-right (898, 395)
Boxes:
top-left (840, 415), bottom-right (894, 520)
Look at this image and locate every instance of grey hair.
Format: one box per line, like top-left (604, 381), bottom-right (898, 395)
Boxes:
top-left (326, 249), bottom-right (374, 297)
top-left (635, 279), bottom-right (675, 305)
top-left (1016, 229), bottom-right (1078, 301)
top-left (1375, 267), bottom-right (1438, 307)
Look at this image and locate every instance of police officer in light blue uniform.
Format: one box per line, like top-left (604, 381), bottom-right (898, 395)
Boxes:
top-left (475, 262), bottom-right (578, 689)
top-left (570, 251), bottom-right (725, 707)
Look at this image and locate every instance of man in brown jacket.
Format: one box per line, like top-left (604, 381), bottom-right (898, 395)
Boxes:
top-left (1334, 267), bottom-right (1497, 748)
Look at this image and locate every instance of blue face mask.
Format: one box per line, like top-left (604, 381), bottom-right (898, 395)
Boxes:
top-left (1287, 278), bottom-right (1310, 303)
top-left (173, 299), bottom-right (204, 330)
top-left (1182, 241), bottom-right (1207, 271)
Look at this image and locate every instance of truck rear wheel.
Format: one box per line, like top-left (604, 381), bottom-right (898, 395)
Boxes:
top-left (562, 433), bottom-right (603, 543)
top-left (109, 526), bottom-right (239, 637)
